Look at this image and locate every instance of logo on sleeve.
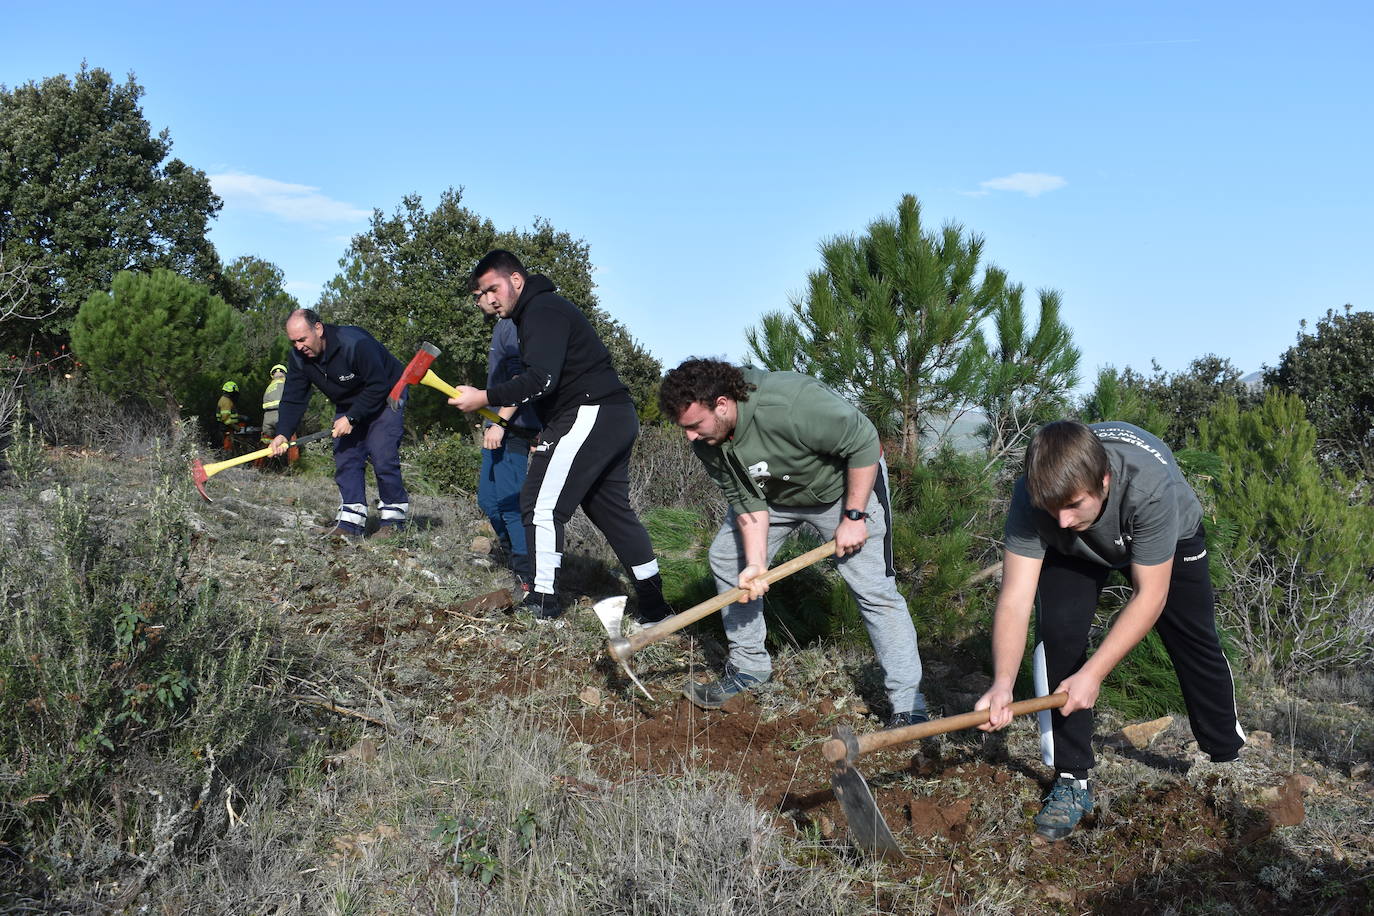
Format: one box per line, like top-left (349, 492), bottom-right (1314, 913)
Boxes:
top-left (336, 373), bottom-right (355, 382)
top-left (747, 461), bottom-right (771, 483)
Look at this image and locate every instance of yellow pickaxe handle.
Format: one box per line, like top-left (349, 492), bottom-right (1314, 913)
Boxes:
top-left (200, 429), bottom-right (332, 480)
top-left (418, 369), bottom-right (535, 437)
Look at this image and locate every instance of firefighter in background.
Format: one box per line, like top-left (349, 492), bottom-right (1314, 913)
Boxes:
top-left (258, 364), bottom-right (298, 466)
top-left (217, 381), bottom-right (243, 451)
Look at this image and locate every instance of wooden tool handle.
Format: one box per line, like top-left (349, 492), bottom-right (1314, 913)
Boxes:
top-left (822, 693), bottom-right (1068, 763)
top-left (624, 540), bottom-right (837, 654)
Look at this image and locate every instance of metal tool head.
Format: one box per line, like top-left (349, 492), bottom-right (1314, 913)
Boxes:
top-left (593, 596), bottom-right (627, 639)
top-left (604, 632), bottom-right (653, 701)
top-left (829, 725), bottom-right (904, 859)
top-left (190, 458), bottom-right (211, 502)
top-left (390, 341), bottom-right (442, 408)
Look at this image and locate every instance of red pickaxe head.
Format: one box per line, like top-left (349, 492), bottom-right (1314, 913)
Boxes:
top-left (389, 341), bottom-right (441, 409)
top-left (191, 458), bottom-right (211, 502)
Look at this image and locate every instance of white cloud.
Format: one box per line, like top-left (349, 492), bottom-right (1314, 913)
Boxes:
top-left (978, 172), bottom-right (1068, 198)
top-left (210, 172), bottom-right (369, 224)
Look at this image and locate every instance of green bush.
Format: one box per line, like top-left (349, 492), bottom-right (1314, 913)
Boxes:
top-left (0, 441), bottom-right (277, 883)
top-left (1196, 391), bottom-right (1374, 679)
top-left (406, 432), bottom-right (483, 497)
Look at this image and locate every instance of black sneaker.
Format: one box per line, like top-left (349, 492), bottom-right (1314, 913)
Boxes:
top-left (682, 664), bottom-right (770, 709)
top-left (520, 590), bottom-right (564, 623)
top-left (886, 709), bottom-right (931, 729)
top-left (1034, 774), bottom-right (1093, 841)
top-left (633, 603), bottom-right (674, 626)
top-left (632, 575), bottom-right (673, 625)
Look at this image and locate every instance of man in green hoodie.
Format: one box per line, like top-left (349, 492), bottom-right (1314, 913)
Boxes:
top-left (659, 358), bottom-right (928, 726)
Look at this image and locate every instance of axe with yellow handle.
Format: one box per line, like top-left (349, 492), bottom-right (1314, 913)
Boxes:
top-left (190, 429), bottom-right (332, 502)
top-left (389, 341), bottom-right (535, 438)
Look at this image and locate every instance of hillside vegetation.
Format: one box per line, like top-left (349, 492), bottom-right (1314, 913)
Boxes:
top-left (1, 421), bottom-right (1371, 915)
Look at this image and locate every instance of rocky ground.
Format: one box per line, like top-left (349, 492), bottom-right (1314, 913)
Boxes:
top-left (9, 443), bottom-right (1374, 913)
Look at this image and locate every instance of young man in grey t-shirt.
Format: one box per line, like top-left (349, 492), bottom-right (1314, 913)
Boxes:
top-left (975, 420), bottom-right (1245, 841)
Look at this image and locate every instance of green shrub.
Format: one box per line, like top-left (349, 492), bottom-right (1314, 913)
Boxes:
top-left (3, 420), bottom-right (43, 483)
top-left (1196, 392), bottom-right (1374, 679)
top-left (887, 446), bottom-right (1002, 645)
top-left (406, 432), bottom-right (483, 496)
top-left (0, 441), bottom-right (277, 883)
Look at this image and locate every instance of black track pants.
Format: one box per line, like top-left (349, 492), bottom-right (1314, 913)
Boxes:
top-left (1033, 523), bottom-right (1245, 772)
top-left (520, 401), bottom-right (662, 602)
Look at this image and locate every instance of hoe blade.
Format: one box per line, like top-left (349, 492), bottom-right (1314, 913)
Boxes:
top-left (830, 727), bottom-right (904, 859)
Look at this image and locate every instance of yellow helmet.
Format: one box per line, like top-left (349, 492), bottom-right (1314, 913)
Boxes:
top-left (270, 364), bottom-right (287, 376)
top-left (222, 381), bottom-right (239, 393)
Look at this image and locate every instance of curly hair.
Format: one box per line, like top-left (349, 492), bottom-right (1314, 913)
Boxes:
top-left (659, 358), bottom-right (756, 420)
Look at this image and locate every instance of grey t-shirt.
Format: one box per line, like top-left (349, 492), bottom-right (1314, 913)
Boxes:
top-left (1004, 422), bottom-right (1203, 569)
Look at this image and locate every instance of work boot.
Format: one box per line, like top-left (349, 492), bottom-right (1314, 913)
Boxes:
top-left (1033, 775), bottom-right (1093, 841)
top-left (520, 590), bottom-right (564, 623)
top-left (683, 663), bottom-right (770, 709)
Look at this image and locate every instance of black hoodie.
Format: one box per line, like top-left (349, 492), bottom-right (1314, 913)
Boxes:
top-left (485, 274), bottom-right (629, 424)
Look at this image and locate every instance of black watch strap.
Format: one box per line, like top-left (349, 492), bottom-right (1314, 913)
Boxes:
top-left (843, 508), bottom-right (869, 521)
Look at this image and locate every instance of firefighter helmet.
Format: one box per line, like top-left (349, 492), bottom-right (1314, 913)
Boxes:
top-left (222, 381), bottom-right (239, 393)
top-left (270, 364), bottom-right (287, 376)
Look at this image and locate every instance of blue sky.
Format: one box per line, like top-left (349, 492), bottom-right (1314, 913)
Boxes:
top-left (5, 1), bottom-right (1371, 386)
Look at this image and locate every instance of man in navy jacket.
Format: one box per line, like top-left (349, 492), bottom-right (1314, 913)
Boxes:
top-left (269, 308), bottom-right (409, 540)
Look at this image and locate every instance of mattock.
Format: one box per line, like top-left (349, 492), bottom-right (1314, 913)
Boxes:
top-left (822, 692), bottom-right (1068, 858)
top-left (190, 429), bottom-right (333, 502)
top-left (603, 540), bottom-right (836, 700)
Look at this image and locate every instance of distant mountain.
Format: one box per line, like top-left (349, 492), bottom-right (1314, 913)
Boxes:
top-left (1241, 370), bottom-right (1265, 391)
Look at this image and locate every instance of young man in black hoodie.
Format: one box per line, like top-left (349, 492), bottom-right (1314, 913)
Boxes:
top-left (450, 250), bottom-right (672, 623)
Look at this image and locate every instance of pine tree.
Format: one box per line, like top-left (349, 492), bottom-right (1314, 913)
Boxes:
top-left (71, 270), bottom-right (245, 430)
top-left (746, 194), bottom-right (1008, 461)
top-left (1196, 391), bottom-right (1374, 676)
top-left (975, 284), bottom-right (1080, 463)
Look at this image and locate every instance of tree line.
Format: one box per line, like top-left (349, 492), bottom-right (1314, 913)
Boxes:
top-left (3, 65), bottom-right (1373, 682)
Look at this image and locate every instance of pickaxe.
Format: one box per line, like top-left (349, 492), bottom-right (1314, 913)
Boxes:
top-left (822, 692), bottom-right (1069, 858)
top-left (190, 429), bottom-right (332, 502)
top-left (605, 540), bottom-right (837, 700)
top-left (389, 341), bottom-right (535, 438)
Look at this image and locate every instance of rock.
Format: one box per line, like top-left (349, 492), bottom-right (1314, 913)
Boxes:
top-left (1042, 884), bottom-right (1075, 905)
top-left (1120, 715), bottom-right (1174, 749)
top-left (455, 589), bottom-right (514, 616)
top-left (1248, 729), bottom-right (1274, 750)
top-left (1351, 761), bottom-right (1370, 780)
top-left (470, 536), bottom-right (493, 554)
top-left (345, 737), bottom-right (379, 763)
top-left (39, 489), bottom-right (58, 503)
top-left (579, 686), bottom-right (603, 708)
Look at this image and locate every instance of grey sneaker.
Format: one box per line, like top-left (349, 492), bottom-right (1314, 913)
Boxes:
top-left (682, 664), bottom-right (770, 709)
top-left (886, 709), bottom-right (931, 729)
top-left (1034, 775), bottom-right (1093, 841)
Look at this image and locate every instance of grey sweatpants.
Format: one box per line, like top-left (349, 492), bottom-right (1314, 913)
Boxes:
top-left (706, 461), bottom-right (926, 714)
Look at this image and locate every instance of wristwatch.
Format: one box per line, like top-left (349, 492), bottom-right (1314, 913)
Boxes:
top-left (843, 509), bottom-right (869, 521)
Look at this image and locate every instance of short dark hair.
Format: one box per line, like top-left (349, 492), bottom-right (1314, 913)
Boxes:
top-left (659, 358), bottom-right (756, 420)
top-left (469, 250), bottom-right (526, 292)
top-left (287, 307), bottom-right (323, 328)
top-left (1024, 420), bottom-right (1110, 510)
